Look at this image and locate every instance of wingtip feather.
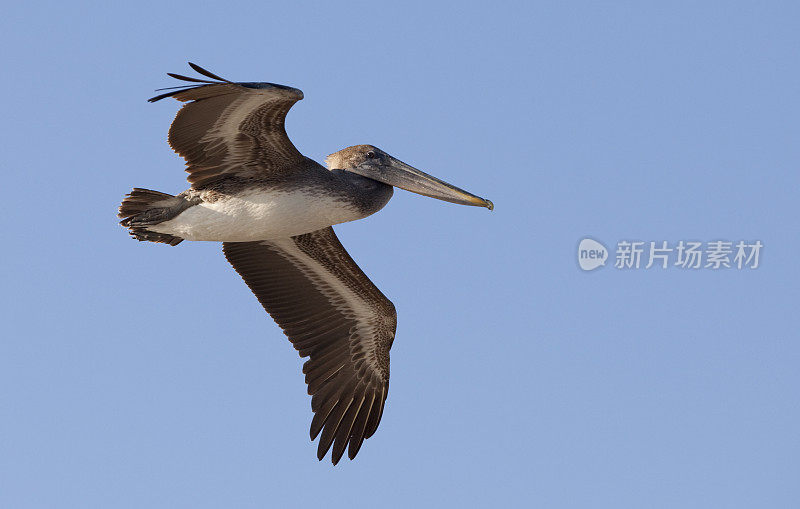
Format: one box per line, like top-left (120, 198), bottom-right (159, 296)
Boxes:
top-left (167, 72), bottom-right (215, 84)
top-left (188, 62), bottom-right (232, 83)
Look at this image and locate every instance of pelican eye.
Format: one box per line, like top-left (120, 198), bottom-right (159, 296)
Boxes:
top-left (366, 151), bottom-right (375, 159)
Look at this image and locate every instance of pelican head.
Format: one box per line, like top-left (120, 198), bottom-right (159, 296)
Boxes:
top-left (326, 145), bottom-right (493, 210)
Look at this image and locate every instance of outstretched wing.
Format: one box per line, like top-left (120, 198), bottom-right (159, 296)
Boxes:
top-left (223, 227), bottom-right (397, 464)
top-left (150, 62), bottom-right (306, 188)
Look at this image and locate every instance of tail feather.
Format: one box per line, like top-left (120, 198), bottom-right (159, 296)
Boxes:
top-left (118, 188), bottom-right (176, 219)
top-left (118, 188), bottom-right (187, 246)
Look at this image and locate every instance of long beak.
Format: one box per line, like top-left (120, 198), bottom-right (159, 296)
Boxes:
top-left (352, 156), bottom-right (494, 210)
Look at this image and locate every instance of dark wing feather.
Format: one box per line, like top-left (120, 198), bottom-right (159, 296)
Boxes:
top-left (166, 72), bottom-right (216, 84)
top-left (149, 63), bottom-right (305, 188)
top-left (188, 61), bottom-right (232, 82)
top-left (222, 227), bottom-right (396, 464)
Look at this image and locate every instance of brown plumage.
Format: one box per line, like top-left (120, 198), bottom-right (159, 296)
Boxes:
top-left (223, 227), bottom-right (395, 463)
top-left (149, 64), bottom-right (305, 188)
top-left (119, 63), bottom-right (493, 464)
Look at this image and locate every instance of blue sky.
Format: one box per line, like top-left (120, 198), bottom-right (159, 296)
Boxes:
top-left (2, 1), bottom-right (798, 507)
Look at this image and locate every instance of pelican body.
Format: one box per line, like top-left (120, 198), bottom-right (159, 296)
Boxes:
top-left (118, 63), bottom-right (492, 464)
top-left (147, 168), bottom-right (393, 242)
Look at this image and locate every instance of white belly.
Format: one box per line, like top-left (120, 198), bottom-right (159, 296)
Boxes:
top-left (150, 189), bottom-right (362, 242)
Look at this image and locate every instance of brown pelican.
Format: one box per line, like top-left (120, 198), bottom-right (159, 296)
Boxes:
top-left (118, 63), bottom-right (493, 464)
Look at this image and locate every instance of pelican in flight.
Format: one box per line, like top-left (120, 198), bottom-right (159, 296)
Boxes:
top-left (118, 63), bottom-right (493, 464)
